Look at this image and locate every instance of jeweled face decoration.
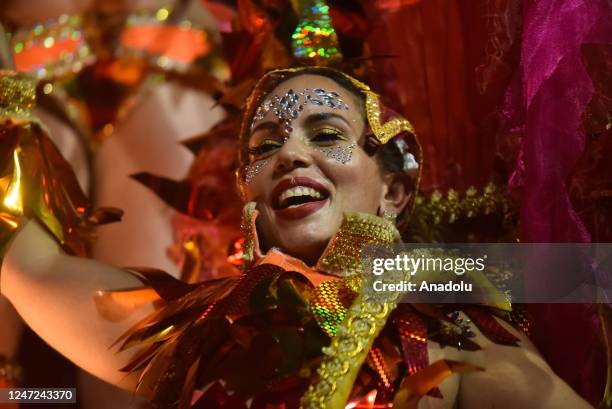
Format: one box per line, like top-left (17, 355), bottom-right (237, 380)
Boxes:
top-left (240, 73), bottom-right (393, 266)
top-left (242, 87), bottom-right (353, 184)
top-left (240, 73), bottom-right (418, 265)
top-left (251, 88), bottom-right (349, 138)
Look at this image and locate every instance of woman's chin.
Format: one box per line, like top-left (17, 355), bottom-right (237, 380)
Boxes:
top-left (274, 223), bottom-right (337, 265)
top-left (258, 201), bottom-right (340, 263)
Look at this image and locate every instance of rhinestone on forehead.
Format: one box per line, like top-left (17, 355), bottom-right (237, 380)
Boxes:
top-left (251, 88), bottom-right (349, 136)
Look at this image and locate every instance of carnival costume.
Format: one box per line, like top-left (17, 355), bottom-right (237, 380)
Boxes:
top-left (0, 62), bottom-right (530, 409)
top-left (104, 67), bottom-right (530, 409)
top-left (114, 209), bottom-right (531, 409)
top-left (1, 0), bottom-right (610, 407)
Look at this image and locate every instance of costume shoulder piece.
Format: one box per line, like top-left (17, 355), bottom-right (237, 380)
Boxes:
top-left (115, 209), bottom-right (527, 409)
top-left (0, 70), bottom-right (121, 259)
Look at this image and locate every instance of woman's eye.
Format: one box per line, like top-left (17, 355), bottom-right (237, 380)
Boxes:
top-left (312, 130), bottom-right (343, 144)
top-left (248, 140), bottom-right (282, 157)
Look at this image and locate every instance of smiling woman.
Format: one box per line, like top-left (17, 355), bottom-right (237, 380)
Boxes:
top-left (238, 68), bottom-right (419, 266)
top-left (0, 68), bottom-right (594, 409)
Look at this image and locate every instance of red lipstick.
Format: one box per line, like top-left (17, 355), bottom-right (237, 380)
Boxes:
top-left (271, 177), bottom-right (329, 220)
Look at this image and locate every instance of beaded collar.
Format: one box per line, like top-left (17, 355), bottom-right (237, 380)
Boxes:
top-left (240, 202), bottom-right (400, 277)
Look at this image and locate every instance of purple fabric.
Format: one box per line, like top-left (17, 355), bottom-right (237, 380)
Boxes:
top-left (499, 0), bottom-right (612, 404)
top-left (503, 0), bottom-right (611, 243)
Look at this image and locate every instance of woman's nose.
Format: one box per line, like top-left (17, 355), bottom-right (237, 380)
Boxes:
top-left (272, 135), bottom-right (313, 175)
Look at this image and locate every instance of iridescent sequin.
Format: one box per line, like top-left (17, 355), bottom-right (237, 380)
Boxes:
top-left (291, 0), bottom-right (342, 64)
top-left (311, 280), bottom-right (351, 337)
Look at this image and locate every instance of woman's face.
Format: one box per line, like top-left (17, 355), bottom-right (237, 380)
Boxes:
top-left (241, 74), bottom-right (391, 265)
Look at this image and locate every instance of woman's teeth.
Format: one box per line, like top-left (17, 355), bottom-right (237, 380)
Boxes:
top-left (278, 186), bottom-right (324, 208)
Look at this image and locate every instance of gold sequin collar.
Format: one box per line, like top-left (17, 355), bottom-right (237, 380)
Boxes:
top-left (240, 202), bottom-right (400, 277)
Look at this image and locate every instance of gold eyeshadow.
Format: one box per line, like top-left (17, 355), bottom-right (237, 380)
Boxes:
top-left (311, 126), bottom-right (348, 141)
top-left (248, 139), bottom-right (283, 157)
top-left (312, 126), bottom-right (344, 135)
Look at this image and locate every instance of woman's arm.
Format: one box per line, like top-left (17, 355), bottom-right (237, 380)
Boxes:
top-left (458, 315), bottom-right (593, 409)
top-left (0, 220), bottom-right (156, 392)
top-left (0, 296), bottom-right (23, 360)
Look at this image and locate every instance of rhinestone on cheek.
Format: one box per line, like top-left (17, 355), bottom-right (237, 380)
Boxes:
top-left (319, 143), bottom-right (356, 164)
top-left (243, 158), bottom-right (271, 185)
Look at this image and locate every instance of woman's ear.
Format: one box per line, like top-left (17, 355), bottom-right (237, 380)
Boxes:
top-left (379, 172), bottom-right (411, 217)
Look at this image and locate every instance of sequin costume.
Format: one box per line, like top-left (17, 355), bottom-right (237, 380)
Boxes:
top-left (1, 1), bottom-right (608, 407)
top-left (110, 202), bottom-right (526, 409)
top-left (99, 65), bottom-right (529, 409)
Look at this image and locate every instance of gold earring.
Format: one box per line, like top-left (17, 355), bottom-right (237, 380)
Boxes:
top-left (381, 210), bottom-right (397, 223)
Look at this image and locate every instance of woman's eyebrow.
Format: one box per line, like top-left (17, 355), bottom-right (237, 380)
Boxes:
top-left (304, 112), bottom-right (351, 128)
top-left (251, 121), bottom-right (279, 134)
